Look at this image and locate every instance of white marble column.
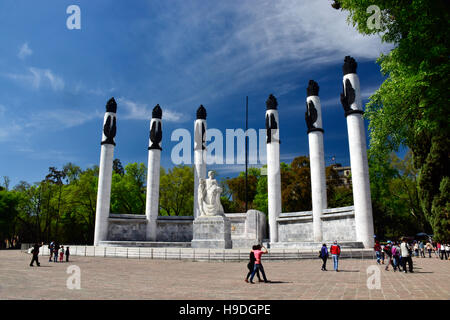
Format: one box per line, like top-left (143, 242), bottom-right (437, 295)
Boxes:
top-left (265, 94), bottom-right (281, 244)
top-left (305, 80), bottom-right (327, 242)
top-left (194, 105), bottom-right (207, 219)
top-left (94, 98), bottom-right (117, 246)
top-left (145, 105), bottom-right (162, 241)
top-left (341, 56), bottom-right (375, 249)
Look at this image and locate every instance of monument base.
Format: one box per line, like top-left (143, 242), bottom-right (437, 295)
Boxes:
top-left (191, 215), bottom-right (232, 249)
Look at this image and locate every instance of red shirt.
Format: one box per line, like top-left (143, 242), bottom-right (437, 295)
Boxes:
top-left (330, 244), bottom-right (341, 255)
top-left (252, 249), bottom-right (266, 264)
top-left (374, 243), bottom-right (381, 252)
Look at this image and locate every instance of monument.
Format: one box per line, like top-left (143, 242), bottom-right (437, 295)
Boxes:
top-left (305, 80), bottom-right (327, 242)
top-left (191, 171), bottom-right (232, 249)
top-left (265, 94), bottom-right (282, 243)
top-left (93, 55), bottom-right (374, 250)
top-left (145, 105), bottom-right (163, 241)
top-left (94, 98), bottom-right (117, 246)
top-left (193, 105), bottom-right (207, 219)
top-left (340, 56), bottom-right (375, 248)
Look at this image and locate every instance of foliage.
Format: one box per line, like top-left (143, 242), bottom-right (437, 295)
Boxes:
top-left (111, 163), bottom-right (146, 215)
top-left (332, 0), bottom-right (450, 240)
top-left (159, 165), bottom-right (194, 216)
top-left (0, 190), bottom-right (21, 248)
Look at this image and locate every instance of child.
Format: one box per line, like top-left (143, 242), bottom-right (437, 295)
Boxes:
top-left (59, 245), bottom-right (64, 262)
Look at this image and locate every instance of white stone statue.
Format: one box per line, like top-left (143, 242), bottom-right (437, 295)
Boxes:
top-left (198, 171), bottom-right (224, 216)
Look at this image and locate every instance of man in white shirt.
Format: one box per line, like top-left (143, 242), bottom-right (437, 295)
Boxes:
top-left (400, 238), bottom-right (414, 273)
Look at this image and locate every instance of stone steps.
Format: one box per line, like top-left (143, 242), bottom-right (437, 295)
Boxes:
top-left (99, 241), bottom-right (191, 248)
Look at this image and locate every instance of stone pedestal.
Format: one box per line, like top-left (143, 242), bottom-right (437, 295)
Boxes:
top-left (191, 215), bottom-right (232, 249)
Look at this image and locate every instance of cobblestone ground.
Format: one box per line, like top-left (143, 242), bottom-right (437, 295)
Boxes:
top-left (0, 250), bottom-right (449, 300)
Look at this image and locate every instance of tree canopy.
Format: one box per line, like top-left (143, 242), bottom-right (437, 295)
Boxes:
top-left (332, 0), bottom-right (449, 241)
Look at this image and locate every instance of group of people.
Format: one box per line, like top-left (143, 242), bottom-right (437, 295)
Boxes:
top-left (28, 241), bottom-right (70, 267)
top-left (319, 241), bottom-right (341, 271)
top-left (48, 241), bottom-right (70, 263)
top-left (243, 240), bottom-right (344, 283)
top-left (374, 239), bottom-right (414, 273)
top-left (244, 245), bottom-right (270, 283)
top-left (374, 238), bottom-right (450, 274)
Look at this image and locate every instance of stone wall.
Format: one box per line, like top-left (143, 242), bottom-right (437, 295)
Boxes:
top-left (321, 206), bottom-right (356, 242)
top-left (276, 206), bottom-right (356, 243)
top-left (225, 210), bottom-right (267, 248)
top-left (156, 216), bottom-right (194, 242)
top-left (108, 214), bottom-right (147, 241)
top-left (107, 210), bottom-right (267, 248)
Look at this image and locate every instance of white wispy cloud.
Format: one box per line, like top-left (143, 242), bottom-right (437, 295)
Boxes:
top-left (18, 42), bottom-right (32, 60)
top-left (0, 103), bottom-right (102, 142)
top-left (118, 97), bottom-right (186, 122)
top-left (361, 85), bottom-right (380, 99)
top-left (28, 109), bottom-right (103, 129)
top-left (147, 0), bottom-right (392, 100)
top-left (3, 67), bottom-right (65, 91)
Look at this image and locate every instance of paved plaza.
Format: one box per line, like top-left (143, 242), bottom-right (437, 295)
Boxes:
top-left (0, 250), bottom-right (449, 300)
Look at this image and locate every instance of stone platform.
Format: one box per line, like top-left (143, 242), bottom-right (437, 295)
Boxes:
top-left (99, 241), bottom-right (191, 248)
top-left (270, 241), bottom-right (364, 249)
top-left (191, 215), bottom-right (232, 249)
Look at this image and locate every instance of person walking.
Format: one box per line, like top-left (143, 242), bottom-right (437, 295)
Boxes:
top-left (426, 241), bottom-right (433, 258)
top-left (445, 243), bottom-right (450, 260)
top-left (414, 242), bottom-right (419, 257)
top-left (419, 241), bottom-right (425, 258)
top-left (249, 245), bottom-right (269, 284)
top-left (330, 240), bottom-right (341, 272)
top-left (384, 241), bottom-right (393, 271)
top-left (29, 242), bottom-right (43, 267)
top-left (374, 240), bottom-right (382, 265)
top-left (400, 238), bottom-right (413, 273)
top-left (65, 247), bottom-right (70, 262)
top-left (59, 245), bottom-right (64, 262)
top-left (48, 241), bottom-right (54, 262)
top-left (440, 243), bottom-right (448, 260)
top-left (391, 241), bottom-right (401, 272)
top-left (53, 243), bottom-right (59, 263)
top-left (320, 244), bottom-right (329, 271)
top-left (245, 245), bottom-right (262, 283)
top-left (433, 242), bottom-right (440, 258)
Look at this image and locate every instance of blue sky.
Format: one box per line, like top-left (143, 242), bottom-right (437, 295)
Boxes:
top-left (0, 0), bottom-right (391, 187)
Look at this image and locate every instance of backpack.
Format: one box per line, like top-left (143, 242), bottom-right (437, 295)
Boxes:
top-left (392, 246), bottom-right (398, 256)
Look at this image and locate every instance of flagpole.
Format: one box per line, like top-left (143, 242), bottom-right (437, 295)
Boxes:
top-left (245, 96), bottom-right (248, 213)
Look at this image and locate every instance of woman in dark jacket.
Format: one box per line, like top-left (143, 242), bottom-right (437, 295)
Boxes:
top-left (245, 245), bottom-right (261, 282)
top-left (320, 244), bottom-right (329, 271)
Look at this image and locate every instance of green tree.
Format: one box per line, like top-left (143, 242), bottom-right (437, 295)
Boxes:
top-left (159, 165), bottom-right (194, 216)
top-left (110, 163), bottom-right (147, 215)
top-left (0, 190), bottom-right (20, 248)
top-left (332, 0), bottom-right (450, 240)
top-left (253, 167), bottom-right (268, 214)
top-left (225, 168), bottom-right (260, 212)
top-left (62, 166), bottom-right (99, 244)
